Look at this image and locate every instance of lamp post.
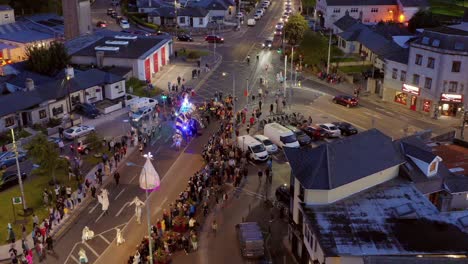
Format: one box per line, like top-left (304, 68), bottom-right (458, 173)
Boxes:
top-left (126, 159), bottom-right (155, 264)
top-left (11, 128), bottom-right (27, 211)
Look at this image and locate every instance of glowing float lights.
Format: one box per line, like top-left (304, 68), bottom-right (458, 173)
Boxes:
top-left (179, 96), bottom-right (193, 114)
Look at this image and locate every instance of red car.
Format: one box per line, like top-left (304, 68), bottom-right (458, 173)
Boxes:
top-left (96, 21), bottom-right (107, 28)
top-left (332, 95), bottom-right (358, 108)
top-left (302, 126), bottom-right (329, 141)
top-left (205, 35), bottom-right (224, 43)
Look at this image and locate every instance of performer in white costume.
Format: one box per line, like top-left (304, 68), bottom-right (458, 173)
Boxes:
top-left (97, 188), bottom-right (110, 216)
top-left (78, 248), bottom-right (88, 263)
top-left (129, 196), bottom-right (145, 224)
top-left (116, 228), bottom-right (125, 245)
top-left (82, 226), bottom-right (94, 243)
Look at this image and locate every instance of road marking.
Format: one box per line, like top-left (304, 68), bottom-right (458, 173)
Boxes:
top-left (95, 210), bottom-right (106, 223)
top-left (363, 111), bottom-right (383, 120)
top-left (114, 188), bottom-right (126, 200)
top-left (70, 255), bottom-right (80, 264)
top-left (301, 105), bottom-right (367, 131)
top-left (130, 173), bottom-right (138, 183)
top-left (83, 241), bottom-right (100, 257)
top-left (99, 234), bottom-right (111, 245)
top-left (88, 203), bottom-right (99, 214)
top-left (115, 202), bottom-right (130, 217)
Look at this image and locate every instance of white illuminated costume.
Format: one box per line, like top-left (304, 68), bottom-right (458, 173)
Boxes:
top-left (81, 226), bottom-right (94, 243)
top-left (129, 196), bottom-right (145, 224)
top-left (116, 228), bottom-right (125, 245)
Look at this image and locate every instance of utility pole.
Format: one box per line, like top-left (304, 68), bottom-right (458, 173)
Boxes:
top-left (284, 55), bottom-right (287, 95)
top-left (290, 46), bottom-right (294, 87)
top-left (326, 29), bottom-right (332, 75)
top-left (11, 129), bottom-right (26, 211)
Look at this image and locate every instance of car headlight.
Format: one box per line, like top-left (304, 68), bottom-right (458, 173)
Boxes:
top-left (268, 44), bottom-right (271, 47)
top-left (262, 43), bottom-right (265, 47)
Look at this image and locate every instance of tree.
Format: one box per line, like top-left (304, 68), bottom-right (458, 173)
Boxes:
top-left (408, 10), bottom-right (441, 33)
top-left (284, 14), bottom-right (309, 45)
top-left (25, 134), bottom-right (67, 184)
top-left (25, 41), bottom-right (70, 77)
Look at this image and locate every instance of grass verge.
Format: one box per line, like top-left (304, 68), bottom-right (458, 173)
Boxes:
top-left (126, 77), bottom-right (163, 98)
top-left (339, 65), bottom-right (372, 73)
top-left (429, 0), bottom-right (467, 17)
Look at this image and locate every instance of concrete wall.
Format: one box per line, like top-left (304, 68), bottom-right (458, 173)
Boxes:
top-left (0, 9), bottom-right (15, 25)
top-left (84, 85), bottom-right (103, 103)
top-left (304, 165), bottom-right (400, 204)
top-left (0, 39), bottom-right (55, 61)
top-left (78, 0), bottom-right (92, 35)
top-left (30, 106), bottom-right (49, 124)
top-left (104, 80), bottom-right (126, 100)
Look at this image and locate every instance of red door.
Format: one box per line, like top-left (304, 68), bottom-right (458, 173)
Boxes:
top-left (144, 58), bottom-right (151, 81)
top-left (153, 52), bottom-right (159, 73)
top-left (161, 47), bottom-right (166, 66)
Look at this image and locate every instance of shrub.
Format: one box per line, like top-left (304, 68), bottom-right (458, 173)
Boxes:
top-left (47, 118), bottom-right (62, 128)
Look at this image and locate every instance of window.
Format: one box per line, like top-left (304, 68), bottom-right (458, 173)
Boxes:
top-left (86, 89), bottom-right (96, 98)
top-left (400, 71), bottom-right (406, 82)
top-left (429, 162), bottom-right (437, 172)
top-left (371, 8), bottom-right (378, 12)
top-left (431, 39), bottom-right (440, 47)
top-left (448, 82), bottom-right (458, 93)
top-left (4, 116), bottom-right (14, 127)
top-left (4, 14), bottom-right (8, 19)
top-left (39, 109), bottom-right (47, 119)
top-left (424, 77), bottom-right (432, 90)
top-left (421, 37), bottom-right (430, 45)
top-left (179, 17), bottom-right (186, 24)
top-left (198, 18), bottom-right (203, 25)
top-left (392, 68), bottom-right (397, 79)
top-left (454, 42), bottom-right (464, 51)
top-left (415, 54), bottom-right (422, 65)
top-left (341, 40), bottom-right (346, 48)
top-left (115, 84), bottom-right (124, 93)
top-left (333, 8), bottom-right (340, 13)
top-left (299, 184), bottom-right (305, 201)
top-left (427, 57), bottom-right (435, 69)
top-left (350, 8), bottom-right (358, 12)
top-left (71, 95), bottom-right (80, 106)
top-left (52, 105), bottom-right (64, 116)
top-left (412, 74), bottom-right (420, 85)
top-left (452, 61), bottom-right (461, 72)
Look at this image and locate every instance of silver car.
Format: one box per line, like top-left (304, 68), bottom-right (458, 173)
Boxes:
top-left (63, 125), bottom-right (95, 140)
top-left (131, 106), bottom-right (153, 122)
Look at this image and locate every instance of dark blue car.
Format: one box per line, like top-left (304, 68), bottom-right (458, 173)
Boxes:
top-left (0, 151), bottom-right (27, 169)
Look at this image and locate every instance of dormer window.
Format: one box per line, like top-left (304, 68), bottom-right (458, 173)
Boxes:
top-left (429, 161), bottom-right (436, 173)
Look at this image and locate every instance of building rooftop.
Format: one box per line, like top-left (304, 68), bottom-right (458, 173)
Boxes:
top-left (325, 0), bottom-right (396, 6)
top-left (71, 35), bottom-right (168, 60)
top-left (397, 0), bottom-right (428, 7)
top-left (284, 129), bottom-right (404, 190)
top-left (333, 13), bottom-right (359, 32)
top-left (0, 5), bottom-right (12, 11)
top-left (432, 143), bottom-right (468, 176)
top-left (303, 180), bottom-right (468, 257)
top-left (0, 17), bottom-right (64, 43)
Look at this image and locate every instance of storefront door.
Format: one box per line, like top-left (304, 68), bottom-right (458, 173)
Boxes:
top-left (144, 58), bottom-right (151, 81)
top-left (153, 52), bottom-right (159, 73)
top-left (410, 95), bottom-right (417, 111)
top-left (161, 47), bottom-right (166, 66)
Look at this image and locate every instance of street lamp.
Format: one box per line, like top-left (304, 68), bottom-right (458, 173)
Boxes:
top-left (126, 153), bottom-right (160, 264)
top-left (11, 128), bottom-right (27, 212)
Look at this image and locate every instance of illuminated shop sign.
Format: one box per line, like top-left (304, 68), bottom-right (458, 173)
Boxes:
top-left (440, 93), bottom-right (463, 103)
top-left (402, 84), bottom-right (420, 96)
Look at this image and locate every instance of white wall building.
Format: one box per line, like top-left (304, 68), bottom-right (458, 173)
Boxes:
top-left (0, 5), bottom-right (14, 25)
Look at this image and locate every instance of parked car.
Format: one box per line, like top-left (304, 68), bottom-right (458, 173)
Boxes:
top-left (254, 13), bottom-right (262, 20)
top-left (75, 103), bottom-right (100, 119)
top-left (107, 8), bottom-right (115, 15)
top-left (63, 125), bottom-right (95, 140)
top-left (302, 126), bottom-right (328, 141)
top-left (0, 151), bottom-right (27, 169)
top-left (285, 125), bottom-right (311, 146)
top-left (177, 34), bottom-right (193, 42)
top-left (205, 35), bottom-right (224, 43)
top-left (236, 12), bottom-right (244, 18)
top-left (274, 28), bottom-right (282, 36)
top-left (120, 19), bottom-right (130, 29)
top-left (96, 21), bottom-right (107, 28)
top-left (275, 184), bottom-right (290, 206)
top-left (0, 171), bottom-right (27, 190)
top-left (131, 106), bottom-right (154, 122)
top-left (276, 22), bottom-right (284, 30)
top-left (332, 122), bottom-right (358, 136)
top-left (262, 37), bottom-right (273, 48)
top-left (332, 95), bottom-right (358, 107)
top-left (253, 135), bottom-right (278, 154)
top-left (110, 11), bottom-right (117, 18)
top-left (318, 123), bottom-right (341, 138)
top-left (281, 15), bottom-right (289, 22)
top-left (255, 9), bottom-right (264, 17)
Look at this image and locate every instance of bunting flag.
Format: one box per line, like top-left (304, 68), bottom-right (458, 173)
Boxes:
top-left (139, 152), bottom-right (160, 190)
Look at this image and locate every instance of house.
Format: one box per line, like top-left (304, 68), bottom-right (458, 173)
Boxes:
top-left (284, 129), bottom-right (468, 264)
top-left (68, 32), bottom-right (172, 82)
top-left (0, 5), bottom-right (14, 25)
top-left (147, 7), bottom-right (177, 27)
top-left (382, 24), bottom-right (468, 117)
top-left (148, 6), bottom-right (210, 28)
top-left (0, 67), bottom-right (125, 132)
top-left (315, 0), bottom-right (427, 29)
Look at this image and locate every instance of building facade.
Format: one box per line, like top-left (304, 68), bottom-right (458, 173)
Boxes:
top-left (62, 0), bottom-right (92, 40)
top-left (383, 26), bottom-right (468, 118)
top-left (0, 5), bottom-right (14, 25)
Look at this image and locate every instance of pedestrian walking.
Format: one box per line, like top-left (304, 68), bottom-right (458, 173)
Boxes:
top-left (246, 124), bottom-right (250, 134)
top-left (139, 143), bottom-right (143, 155)
top-left (259, 100), bottom-right (262, 110)
top-left (177, 76), bottom-right (181, 85)
top-left (270, 103), bottom-right (274, 115)
top-left (211, 220), bottom-right (218, 236)
top-left (46, 235), bottom-right (54, 252)
top-left (258, 170), bottom-right (263, 183)
top-left (58, 140), bottom-right (64, 153)
top-left (114, 172), bottom-right (120, 186)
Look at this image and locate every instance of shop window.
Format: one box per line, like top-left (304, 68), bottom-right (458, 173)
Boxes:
top-left (424, 78), bottom-right (432, 90)
top-left (52, 105), bottom-right (64, 116)
top-left (423, 100), bottom-right (431, 112)
top-left (39, 109), bottom-right (47, 119)
top-left (4, 116), bottom-right (14, 127)
top-left (448, 82), bottom-right (458, 93)
top-left (394, 92), bottom-right (407, 105)
top-left (400, 71), bottom-right (406, 82)
top-left (412, 74), bottom-right (420, 85)
top-left (371, 8), bottom-right (378, 12)
top-left (415, 54), bottom-right (422, 65)
top-left (392, 68), bottom-right (397, 79)
top-left (427, 57), bottom-right (435, 69)
top-left (350, 8), bottom-right (358, 12)
top-left (452, 61), bottom-right (461, 72)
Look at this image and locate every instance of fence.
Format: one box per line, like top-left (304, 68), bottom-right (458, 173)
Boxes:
top-left (102, 101), bottom-right (123, 114)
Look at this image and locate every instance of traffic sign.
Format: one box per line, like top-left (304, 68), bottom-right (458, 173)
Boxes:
top-left (12, 197), bottom-right (22, 205)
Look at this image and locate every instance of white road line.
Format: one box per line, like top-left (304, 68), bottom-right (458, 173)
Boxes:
top-left (114, 188), bottom-right (126, 201)
top-left (130, 173), bottom-right (138, 183)
top-left (363, 111), bottom-right (383, 120)
top-left (301, 105), bottom-right (367, 131)
top-left (95, 210), bottom-right (106, 223)
top-left (88, 203), bottom-right (99, 214)
top-left (70, 255), bottom-right (81, 264)
top-left (83, 241), bottom-right (100, 257)
top-left (115, 202), bottom-right (130, 217)
top-left (99, 234), bottom-right (111, 245)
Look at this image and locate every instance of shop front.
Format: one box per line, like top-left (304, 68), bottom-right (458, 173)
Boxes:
top-left (439, 93), bottom-right (464, 117)
top-left (402, 84), bottom-right (420, 111)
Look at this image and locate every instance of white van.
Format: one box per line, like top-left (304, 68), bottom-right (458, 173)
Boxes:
top-left (254, 135), bottom-right (278, 153)
top-left (127, 97), bottom-right (158, 112)
top-left (263, 123), bottom-right (300, 148)
top-left (237, 135), bottom-right (269, 161)
top-left (247, 18), bottom-right (256, 26)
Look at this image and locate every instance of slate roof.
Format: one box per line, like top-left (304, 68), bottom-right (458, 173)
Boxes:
top-left (284, 129), bottom-right (404, 190)
top-left (333, 13), bottom-right (359, 32)
top-left (6, 71), bottom-right (54, 89)
top-left (0, 90), bottom-right (43, 117)
top-left (444, 174), bottom-right (468, 194)
top-left (149, 6), bottom-right (176, 17)
top-left (397, 0), bottom-right (428, 7)
top-left (0, 5), bottom-right (12, 11)
top-left (303, 180), bottom-right (468, 257)
top-left (412, 26), bottom-right (468, 52)
top-left (325, 0), bottom-right (396, 6)
top-left (385, 47), bottom-right (409, 64)
top-left (179, 7), bottom-right (210, 17)
top-left (401, 142), bottom-right (438, 163)
top-left (71, 36), bottom-right (168, 59)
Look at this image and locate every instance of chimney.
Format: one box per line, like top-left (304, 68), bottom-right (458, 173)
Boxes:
top-left (96, 51), bottom-right (105, 68)
top-left (65, 66), bottom-right (75, 79)
top-left (25, 78), bottom-right (35, 91)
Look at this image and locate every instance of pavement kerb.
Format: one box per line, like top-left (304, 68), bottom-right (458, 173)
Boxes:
top-left (0, 145), bottom-right (138, 262)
